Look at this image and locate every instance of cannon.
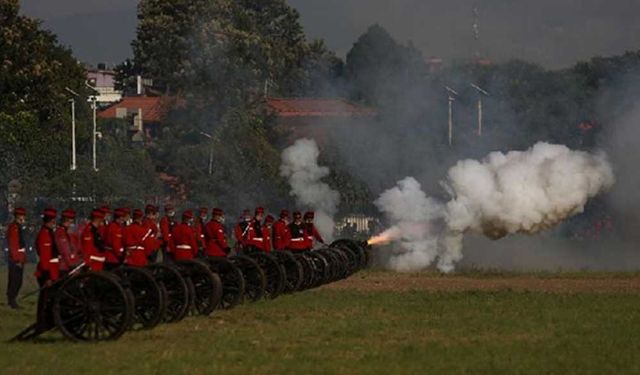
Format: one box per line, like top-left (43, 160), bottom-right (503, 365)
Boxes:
top-left (10, 238), bottom-right (371, 342)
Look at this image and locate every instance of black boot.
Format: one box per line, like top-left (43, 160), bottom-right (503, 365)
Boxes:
top-left (8, 300), bottom-right (20, 309)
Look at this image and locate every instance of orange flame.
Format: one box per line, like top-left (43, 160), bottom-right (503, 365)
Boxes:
top-left (367, 228), bottom-right (400, 246)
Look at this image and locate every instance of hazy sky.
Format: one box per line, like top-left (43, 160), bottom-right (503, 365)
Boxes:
top-left (19, 0), bottom-right (640, 68)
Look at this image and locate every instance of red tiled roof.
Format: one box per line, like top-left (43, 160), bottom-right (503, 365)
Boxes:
top-left (267, 98), bottom-right (376, 118)
top-left (98, 96), bottom-right (178, 123)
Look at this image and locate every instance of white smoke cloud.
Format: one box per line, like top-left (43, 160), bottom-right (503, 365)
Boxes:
top-left (375, 142), bottom-right (615, 272)
top-left (280, 138), bottom-right (340, 241)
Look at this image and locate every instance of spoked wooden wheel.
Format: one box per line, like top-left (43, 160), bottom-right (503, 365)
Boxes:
top-left (53, 272), bottom-right (133, 341)
top-left (205, 257), bottom-right (246, 309)
top-left (230, 255), bottom-right (266, 302)
top-left (113, 266), bottom-right (166, 330)
top-left (306, 251), bottom-right (330, 288)
top-left (147, 264), bottom-right (190, 323)
top-left (294, 253), bottom-right (315, 291)
top-left (246, 252), bottom-right (286, 299)
top-left (272, 251), bottom-right (303, 293)
top-left (177, 260), bottom-right (223, 316)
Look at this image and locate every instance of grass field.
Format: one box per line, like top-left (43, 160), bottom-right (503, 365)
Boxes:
top-left (2, 268), bottom-right (640, 375)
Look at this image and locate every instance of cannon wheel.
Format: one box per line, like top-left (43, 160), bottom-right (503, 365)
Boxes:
top-left (330, 239), bottom-right (369, 270)
top-left (294, 253), bottom-right (315, 291)
top-left (205, 257), bottom-right (246, 309)
top-left (178, 260), bottom-right (223, 316)
top-left (230, 255), bottom-right (266, 302)
top-left (246, 252), bottom-right (286, 299)
top-left (113, 266), bottom-right (166, 330)
top-left (147, 264), bottom-right (190, 323)
top-left (53, 271), bottom-right (133, 341)
top-left (272, 251), bottom-right (303, 293)
top-left (307, 252), bottom-right (330, 288)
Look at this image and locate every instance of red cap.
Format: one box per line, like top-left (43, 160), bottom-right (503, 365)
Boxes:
top-left (293, 211), bottom-right (302, 218)
top-left (100, 205), bottom-right (111, 215)
top-left (199, 207), bottom-right (208, 214)
top-left (43, 208), bottom-right (57, 219)
top-left (165, 204), bottom-right (174, 212)
top-left (91, 209), bottom-right (105, 219)
top-left (114, 208), bottom-right (125, 218)
top-left (265, 215), bottom-right (275, 224)
top-left (304, 211), bottom-right (315, 219)
top-left (279, 209), bottom-right (290, 219)
top-left (212, 208), bottom-right (224, 216)
top-left (133, 209), bottom-right (144, 219)
top-left (14, 207), bottom-right (26, 216)
top-left (182, 210), bottom-right (194, 220)
top-left (62, 209), bottom-right (76, 219)
top-left (255, 207), bottom-right (265, 215)
top-left (122, 207), bottom-right (131, 215)
top-left (145, 204), bottom-right (157, 214)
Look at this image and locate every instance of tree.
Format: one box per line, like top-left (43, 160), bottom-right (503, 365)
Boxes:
top-left (0, 0), bottom-right (86, 122)
top-left (345, 24), bottom-right (427, 107)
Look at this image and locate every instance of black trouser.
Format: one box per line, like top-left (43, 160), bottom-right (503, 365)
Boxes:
top-left (6, 259), bottom-right (24, 305)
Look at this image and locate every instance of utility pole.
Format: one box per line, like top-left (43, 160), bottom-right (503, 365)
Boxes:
top-left (200, 131), bottom-right (214, 175)
top-left (470, 83), bottom-right (490, 136)
top-left (65, 87), bottom-right (79, 171)
top-left (91, 96), bottom-right (98, 171)
top-left (445, 86), bottom-right (459, 147)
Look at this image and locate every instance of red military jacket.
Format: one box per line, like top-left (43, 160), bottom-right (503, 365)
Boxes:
top-left (262, 226), bottom-right (272, 253)
top-left (245, 219), bottom-right (265, 250)
top-left (204, 220), bottom-right (229, 257)
top-left (35, 226), bottom-right (60, 281)
top-left (142, 217), bottom-right (159, 238)
top-left (234, 220), bottom-right (251, 246)
top-left (305, 224), bottom-right (324, 248)
top-left (103, 221), bottom-right (124, 264)
top-left (55, 226), bottom-right (80, 271)
top-left (194, 219), bottom-right (206, 250)
top-left (159, 216), bottom-right (175, 245)
top-left (6, 222), bottom-right (26, 264)
top-left (287, 223), bottom-right (309, 251)
top-left (82, 223), bottom-right (106, 271)
top-left (272, 220), bottom-right (290, 251)
top-left (169, 223), bottom-right (198, 261)
top-left (123, 222), bottom-right (151, 267)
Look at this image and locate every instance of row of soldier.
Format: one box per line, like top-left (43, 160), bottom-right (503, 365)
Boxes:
top-left (5, 205), bottom-right (325, 309)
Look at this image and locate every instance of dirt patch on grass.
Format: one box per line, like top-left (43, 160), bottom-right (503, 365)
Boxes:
top-left (323, 272), bottom-right (640, 293)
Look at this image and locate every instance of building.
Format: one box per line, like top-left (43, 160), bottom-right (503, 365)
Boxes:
top-left (266, 97), bottom-right (377, 142)
top-left (86, 65), bottom-right (122, 106)
top-left (98, 96), bottom-right (180, 139)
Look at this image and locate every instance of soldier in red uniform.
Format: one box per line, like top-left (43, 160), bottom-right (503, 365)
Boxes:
top-left (55, 209), bottom-right (81, 277)
top-left (159, 204), bottom-right (176, 262)
top-left (121, 207), bottom-right (132, 226)
top-left (103, 208), bottom-right (125, 270)
top-left (194, 207), bottom-right (208, 253)
top-left (262, 215), bottom-right (275, 253)
top-left (304, 211), bottom-right (325, 249)
top-left (272, 209), bottom-right (291, 251)
top-left (6, 207), bottom-right (27, 309)
top-left (169, 210), bottom-right (199, 261)
top-left (244, 207), bottom-right (265, 252)
top-left (143, 204), bottom-right (160, 263)
top-left (287, 212), bottom-right (308, 252)
top-left (35, 208), bottom-right (60, 287)
top-left (124, 209), bottom-right (158, 267)
top-left (234, 209), bottom-right (252, 249)
top-left (81, 209), bottom-right (107, 271)
top-left (98, 205), bottom-right (111, 239)
top-left (204, 208), bottom-right (230, 257)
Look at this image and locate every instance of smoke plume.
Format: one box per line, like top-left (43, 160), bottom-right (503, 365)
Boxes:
top-left (374, 142), bottom-right (615, 272)
top-left (280, 138), bottom-right (340, 241)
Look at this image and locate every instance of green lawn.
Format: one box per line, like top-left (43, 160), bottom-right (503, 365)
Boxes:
top-left (2, 270), bottom-right (640, 375)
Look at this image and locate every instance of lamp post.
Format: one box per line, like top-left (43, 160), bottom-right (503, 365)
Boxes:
top-left (444, 86), bottom-right (459, 147)
top-left (200, 131), bottom-right (214, 175)
top-left (65, 87), bottom-right (79, 171)
top-left (470, 83), bottom-right (490, 136)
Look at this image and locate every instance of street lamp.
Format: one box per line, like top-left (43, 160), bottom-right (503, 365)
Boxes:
top-left (200, 131), bottom-right (214, 175)
top-left (65, 87), bottom-right (79, 171)
top-left (85, 82), bottom-right (100, 171)
top-left (444, 86), bottom-right (459, 147)
top-left (470, 83), bottom-right (490, 136)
